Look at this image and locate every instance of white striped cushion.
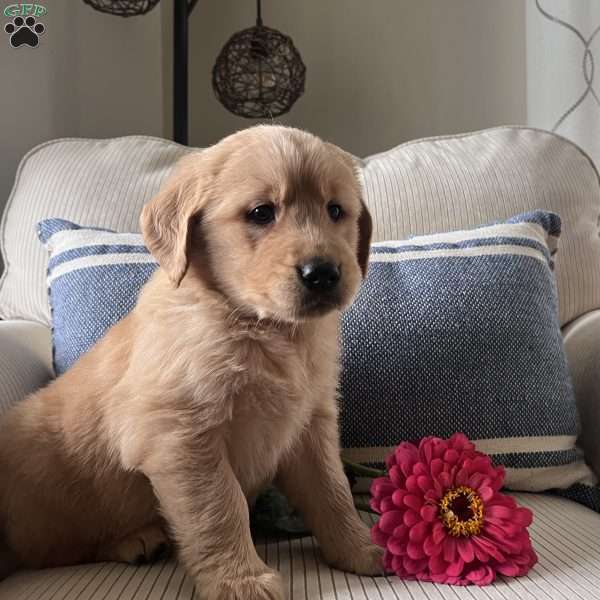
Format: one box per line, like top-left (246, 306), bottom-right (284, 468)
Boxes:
top-left (0, 136), bottom-right (192, 325)
top-left (360, 128), bottom-right (600, 327)
top-left (1, 494), bottom-right (599, 599)
top-left (0, 321), bottom-right (53, 418)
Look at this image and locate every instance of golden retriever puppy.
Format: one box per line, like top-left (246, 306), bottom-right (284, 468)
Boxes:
top-left (0, 125), bottom-right (382, 598)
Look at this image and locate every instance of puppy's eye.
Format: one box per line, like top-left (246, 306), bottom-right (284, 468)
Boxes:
top-left (247, 204), bottom-right (275, 225)
top-left (327, 202), bottom-right (344, 222)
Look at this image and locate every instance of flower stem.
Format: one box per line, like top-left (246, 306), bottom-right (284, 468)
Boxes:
top-left (342, 458), bottom-right (386, 478)
top-left (354, 500), bottom-right (379, 515)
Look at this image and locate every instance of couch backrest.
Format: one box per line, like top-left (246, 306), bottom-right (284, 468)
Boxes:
top-left (0, 136), bottom-right (193, 324)
top-left (1, 127), bottom-right (599, 327)
top-left (361, 127), bottom-right (600, 327)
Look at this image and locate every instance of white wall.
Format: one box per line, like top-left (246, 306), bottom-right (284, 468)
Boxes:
top-left (0, 0), bottom-right (164, 217)
top-left (182, 0), bottom-right (526, 157)
top-left (1, 0), bottom-right (527, 217)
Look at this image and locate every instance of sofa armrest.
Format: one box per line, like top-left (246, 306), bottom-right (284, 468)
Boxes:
top-left (0, 320), bottom-right (53, 417)
top-left (563, 310), bottom-right (600, 478)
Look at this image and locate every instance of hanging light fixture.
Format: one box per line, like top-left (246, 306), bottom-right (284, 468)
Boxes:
top-left (212, 0), bottom-right (306, 118)
top-left (82, 0), bottom-right (161, 17)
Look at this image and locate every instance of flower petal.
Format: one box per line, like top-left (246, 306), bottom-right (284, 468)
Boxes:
top-left (389, 465), bottom-right (405, 487)
top-left (413, 462), bottom-right (428, 477)
top-left (468, 472), bottom-right (485, 489)
top-left (443, 536), bottom-right (457, 563)
top-left (409, 521), bottom-right (429, 543)
top-left (380, 496), bottom-right (396, 514)
top-left (514, 507), bottom-right (533, 527)
top-left (405, 474), bottom-right (420, 494)
top-left (407, 541), bottom-right (427, 560)
top-left (438, 470), bottom-right (452, 490)
top-left (465, 565), bottom-right (496, 586)
top-left (446, 557), bottom-right (464, 578)
top-left (417, 475), bottom-right (433, 492)
top-left (387, 537), bottom-right (407, 556)
top-left (423, 534), bottom-right (443, 557)
top-left (402, 556), bottom-right (421, 575)
top-left (420, 504), bottom-right (438, 522)
top-left (379, 510), bottom-right (404, 534)
top-left (432, 521), bottom-right (446, 544)
top-left (444, 449), bottom-right (459, 465)
top-left (371, 477), bottom-right (395, 499)
top-left (392, 489), bottom-right (407, 508)
top-left (496, 560), bottom-right (520, 577)
top-left (403, 510), bottom-right (420, 528)
top-left (455, 467), bottom-right (469, 486)
top-left (393, 524), bottom-right (409, 541)
top-left (429, 553), bottom-right (448, 574)
top-left (479, 486), bottom-right (494, 502)
top-left (473, 541), bottom-right (490, 563)
top-left (486, 504), bottom-right (514, 520)
top-left (457, 537), bottom-right (475, 563)
top-left (371, 524), bottom-right (389, 548)
top-left (430, 458), bottom-right (444, 478)
top-left (403, 494), bottom-right (422, 512)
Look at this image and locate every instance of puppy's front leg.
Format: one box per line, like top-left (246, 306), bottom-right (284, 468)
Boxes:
top-left (143, 436), bottom-right (284, 600)
top-left (277, 409), bottom-right (384, 576)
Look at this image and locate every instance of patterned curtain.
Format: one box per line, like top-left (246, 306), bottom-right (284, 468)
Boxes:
top-left (527, 0), bottom-right (600, 167)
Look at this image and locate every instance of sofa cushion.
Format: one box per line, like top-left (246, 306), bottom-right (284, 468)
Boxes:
top-left (0, 136), bottom-right (193, 325)
top-left (338, 210), bottom-right (597, 495)
top-left (0, 320), bottom-right (53, 417)
top-left (563, 310), bottom-right (600, 480)
top-left (2, 128), bottom-right (600, 328)
top-left (37, 218), bottom-right (155, 375)
top-left (361, 127), bottom-right (600, 326)
top-left (0, 493), bottom-right (598, 599)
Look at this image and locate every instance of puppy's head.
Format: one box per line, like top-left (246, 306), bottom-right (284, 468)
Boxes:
top-left (141, 125), bottom-right (372, 322)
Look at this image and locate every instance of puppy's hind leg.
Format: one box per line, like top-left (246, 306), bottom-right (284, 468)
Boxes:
top-left (96, 522), bottom-right (171, 566)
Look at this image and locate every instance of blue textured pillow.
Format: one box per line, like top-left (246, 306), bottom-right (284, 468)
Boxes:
top-left (37, 219), bottom-right (158, 375)
top-left (38, 213), bottom-right (598, 505)
top-left (338, 211), bottom-right (597, 504)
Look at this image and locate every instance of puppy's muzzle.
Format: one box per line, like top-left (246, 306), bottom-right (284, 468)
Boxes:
top-left (296, 257), bottom-right (341, 293)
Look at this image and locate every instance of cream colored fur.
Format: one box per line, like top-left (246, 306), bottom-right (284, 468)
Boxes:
top-left (0, 126), bottom-right (382, 599)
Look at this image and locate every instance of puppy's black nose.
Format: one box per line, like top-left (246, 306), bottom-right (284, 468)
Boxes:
top-left (297, 258), bottom-right (341, 292)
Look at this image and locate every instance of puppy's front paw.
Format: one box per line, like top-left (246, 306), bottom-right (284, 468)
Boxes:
top-left (322, 533), bottom-right (385, 576)
top-left (211, 570), bottom-right (285, 600)
top-left (334, 542), bottom-right (385, 576)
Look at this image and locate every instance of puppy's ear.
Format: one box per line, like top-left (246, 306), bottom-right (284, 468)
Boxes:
top-left (140, 154), bottom-right (205, 287)
top-left (357, 200), bottom-right (373, 278)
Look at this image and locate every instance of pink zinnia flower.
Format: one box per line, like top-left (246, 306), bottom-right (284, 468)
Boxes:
top-left (370, 433), bottom-right (537, 586)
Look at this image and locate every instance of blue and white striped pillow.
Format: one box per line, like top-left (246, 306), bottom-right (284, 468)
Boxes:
top-left (37, 213), bottom-right (599, 505)
top-left (339, 211), bottom-right (597, 503)
top-left (37, 219), bottom-right (158, 375)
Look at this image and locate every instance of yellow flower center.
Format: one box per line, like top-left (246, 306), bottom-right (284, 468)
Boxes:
top-left (439, 486), bottom-right (484, 537)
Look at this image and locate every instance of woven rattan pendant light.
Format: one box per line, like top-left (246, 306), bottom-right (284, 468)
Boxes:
top-left (212, 0), bottom-right (306, 118)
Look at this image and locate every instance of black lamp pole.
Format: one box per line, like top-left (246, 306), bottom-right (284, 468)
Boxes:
top-left (173, 0), bottom-right (198, 145)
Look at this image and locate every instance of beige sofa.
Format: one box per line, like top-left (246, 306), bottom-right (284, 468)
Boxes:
top-left (1, 127), bottom-right (600, 599)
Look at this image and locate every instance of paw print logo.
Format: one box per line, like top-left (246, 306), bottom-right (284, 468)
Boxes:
top-left (4, 16), bottom-right (45, 48)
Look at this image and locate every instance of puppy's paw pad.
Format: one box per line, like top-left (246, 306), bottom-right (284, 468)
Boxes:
top-left (212, 571), bottom-right (284, 600)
